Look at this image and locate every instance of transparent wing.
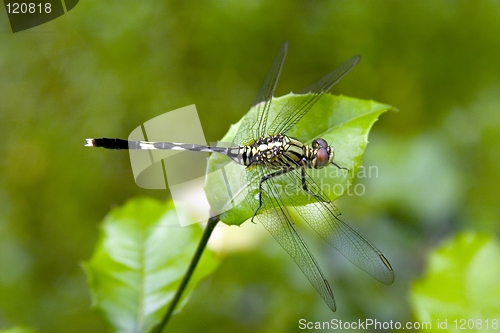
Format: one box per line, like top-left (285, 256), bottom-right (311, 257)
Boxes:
top-left (245, 166), bottom-right (336, 311)
top-left (267, 55), bottom-right (360, 136)
top-left (281, 169), bottom-right (395, 285)
top-left (232, 42), bottom-right (288, 146)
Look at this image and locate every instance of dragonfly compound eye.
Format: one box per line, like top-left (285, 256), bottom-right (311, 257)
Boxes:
top-left (314, 138), bottom-right (328, 149)
top-left (315, 147), bottom-right (331, 168)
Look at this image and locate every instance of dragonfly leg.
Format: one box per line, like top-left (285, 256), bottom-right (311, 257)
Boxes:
top-left (251, 168), bottom-right (291, 222)
top-left (300, 167), bottom-right (325, 202)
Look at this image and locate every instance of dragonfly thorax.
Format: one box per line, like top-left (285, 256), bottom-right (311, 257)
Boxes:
top-left (240, 135), bottom-right (335, 170)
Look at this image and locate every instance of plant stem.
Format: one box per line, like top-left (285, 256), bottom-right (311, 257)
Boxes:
top-left (154, 214), bottom-right (220, 333)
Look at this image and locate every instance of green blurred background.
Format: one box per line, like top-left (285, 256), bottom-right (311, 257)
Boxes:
top-left (1, 1), bottom-right (500, 332)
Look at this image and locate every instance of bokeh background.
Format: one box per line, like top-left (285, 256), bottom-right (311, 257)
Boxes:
top-left (1, 1), bottom-right (499, 332)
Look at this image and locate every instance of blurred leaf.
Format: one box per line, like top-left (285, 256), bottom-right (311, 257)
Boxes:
top-left (0, 327), bottom-right (36, 333)
top-left (411, 232), bottom-right (500, 330)
top-left (205, 93), bottom-right (394, 225)
top-left (83, 198), bottom-right (218, 333)
top-left (361, 132), bottom-right (463, 224)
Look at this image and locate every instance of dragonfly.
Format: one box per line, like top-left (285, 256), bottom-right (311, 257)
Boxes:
top-left (86, 42), bottom-right (394, 311)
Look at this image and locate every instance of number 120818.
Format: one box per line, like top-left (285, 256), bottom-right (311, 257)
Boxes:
top-left (6, 3), bottom-right (52, 14)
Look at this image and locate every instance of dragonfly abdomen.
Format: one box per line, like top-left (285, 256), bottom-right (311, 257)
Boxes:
top-left (86, 138), bottom-right (233, 155)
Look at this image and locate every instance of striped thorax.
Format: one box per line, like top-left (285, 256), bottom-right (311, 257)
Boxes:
top-left (240, 135), bottom-right (335, 170)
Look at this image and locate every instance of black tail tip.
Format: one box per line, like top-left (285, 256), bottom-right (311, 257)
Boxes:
top-left (84, 138), bottom-right (130, 149)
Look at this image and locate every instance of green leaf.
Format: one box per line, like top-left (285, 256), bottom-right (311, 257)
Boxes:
top-left (83, 197), bottom-right (218, 333)
top-left (205, 93), bottom-right (394, 225)
top-left (411, 232), bottom-right (500, 329)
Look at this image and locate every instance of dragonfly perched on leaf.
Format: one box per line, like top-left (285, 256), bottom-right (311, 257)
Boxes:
top-left (86, 42), bottom-right (394, 311)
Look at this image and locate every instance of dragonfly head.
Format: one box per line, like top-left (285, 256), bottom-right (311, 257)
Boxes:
top-left (311, 138), bottom-right (334, 169)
